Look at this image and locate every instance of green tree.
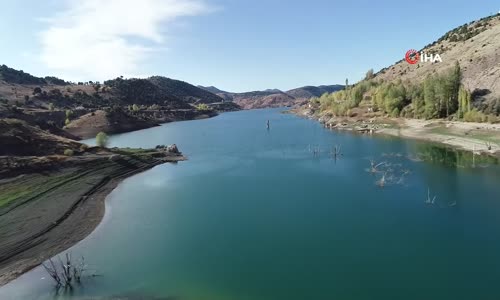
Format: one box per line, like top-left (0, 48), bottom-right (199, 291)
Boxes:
top-left (458, 85), bottom-right (472, 119)
top-left (132, 104), bottom-right (139, 112)
top-left (423, 75), bottom-right (438, 119)
top-left (96, 132), bottom-right (109, 147)
top-left (48, 103), bottom-right (55, 111)
top-left (445, 62), bottom-right (461, 117)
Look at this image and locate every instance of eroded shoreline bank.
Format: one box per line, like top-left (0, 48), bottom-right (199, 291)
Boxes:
top-left (291, 108), bottom-right (500, 157)
top-left (0, 149), bottom-right (185, 286)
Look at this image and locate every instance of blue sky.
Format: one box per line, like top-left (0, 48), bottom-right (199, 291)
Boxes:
top-left (1, 0), bottom-right (499, 92)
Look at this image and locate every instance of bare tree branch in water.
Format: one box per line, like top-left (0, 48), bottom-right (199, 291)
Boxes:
top-left (368, 155), bottom-right (413, 187)
top-left (376, 172), bottom-right (386, 188)
top-left (368, 160), bottom-right (386, 174)
top-left (330, 145), bottom-right (342, 161)
top-left (425, 188), bottom-right (437, 204)
top-left (42, 253), bottom-right (87, 289)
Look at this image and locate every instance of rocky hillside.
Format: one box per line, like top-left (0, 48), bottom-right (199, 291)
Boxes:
top-left (375, 13), bottom-right (500, 106)
top-left (199, 85), bottom-right (344, 109)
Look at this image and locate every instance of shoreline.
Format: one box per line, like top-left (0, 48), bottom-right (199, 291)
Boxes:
top-left (0, 150), bottom-right (185, 286)
top-left (291, 108), bottom-right (500, 157)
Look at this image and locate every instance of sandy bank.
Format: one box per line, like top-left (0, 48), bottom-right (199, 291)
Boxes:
top-left (294, 108), bottom-right (500, 157)
top-left (0, 150), bottom-right (184, 286)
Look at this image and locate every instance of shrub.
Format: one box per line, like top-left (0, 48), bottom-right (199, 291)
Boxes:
top-left (486, 114), bottom-right (498, 123)
top-left (64, 149), bottom-right (74, 156)
top-left (196, 103), bottom-right (211, 111)
top-left (96, 132), bottom-right (109, 147)
top-left (463, 109), bottom-right (487, 122)
top-left (48, 103), bottom-right (54, 111)
top-left (79, 144), bottom-right (88, 152)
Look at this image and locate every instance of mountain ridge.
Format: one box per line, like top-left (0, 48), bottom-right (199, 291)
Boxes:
top-left (198, 84), bottom-right (344, 109)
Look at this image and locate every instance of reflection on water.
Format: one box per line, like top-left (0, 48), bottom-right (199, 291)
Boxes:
top-left (414, 143), bottom-right (499, 168)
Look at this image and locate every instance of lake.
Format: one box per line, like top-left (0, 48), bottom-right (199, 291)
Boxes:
top-left (1, 108), bottom-right (500, 300)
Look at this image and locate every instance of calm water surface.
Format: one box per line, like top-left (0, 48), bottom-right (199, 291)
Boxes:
top-left (1, 108), bottom-right (500, 300)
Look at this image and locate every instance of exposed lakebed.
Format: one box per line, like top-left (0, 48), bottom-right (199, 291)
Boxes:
top-left (1, 108), bottom-right (500, 300)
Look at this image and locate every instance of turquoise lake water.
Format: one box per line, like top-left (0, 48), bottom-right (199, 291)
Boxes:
top-left (1, 108), bottom-right (500, 300)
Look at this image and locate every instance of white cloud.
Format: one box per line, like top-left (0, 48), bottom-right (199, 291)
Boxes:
top-left (39, 0), bottom-right (211, 81)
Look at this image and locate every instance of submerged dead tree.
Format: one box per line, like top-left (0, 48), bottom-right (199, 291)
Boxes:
top-left (369, 160), bottom-right (386, 174)
top-left (425, 188), bottom-right (437, 204)
top-left (42, 253), bottom-right (86, 289)
top-left (330, 145), bottom-right (342, 161)
top-left (367, 156), bottom-right (412, 187)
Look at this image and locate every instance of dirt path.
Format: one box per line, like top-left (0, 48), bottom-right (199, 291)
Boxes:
top-left (0, 152), bottom-right (184, 286)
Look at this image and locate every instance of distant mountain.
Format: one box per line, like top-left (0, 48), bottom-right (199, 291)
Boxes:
top-left (198, 85), bottom-right (228, 94)
top-left (286, 85), bottom-right (344, 100)
top-left (230, 90), bottom-right (296, 109)
top-left (198, 85), bottom-right (344, 109)
top-left (263, 89), bottom-right (282, 93)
